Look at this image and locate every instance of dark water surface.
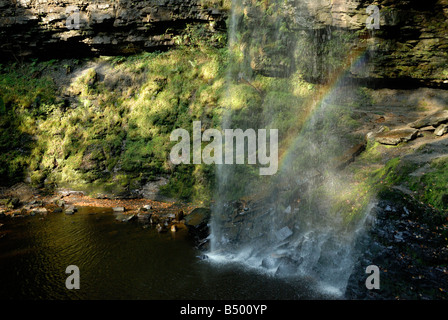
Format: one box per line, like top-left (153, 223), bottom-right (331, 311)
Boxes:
top-left (0, 207), bottom-right (327, 300)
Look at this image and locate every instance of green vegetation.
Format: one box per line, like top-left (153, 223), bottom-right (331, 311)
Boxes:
top-left (329, 131), bottom-right (448, 226)
top-left (200, 0), bottom-right (232, 10)
top-left (0, 19), bottom-right (319, 204)
top-left (0, 27), bottom-right (230, 203)
top-left (0, 4), bottom-right (370, 208)
top-left (413, 157), bottom-right (448, 211)
top-left (0, 2), bottom-right (445, 222)
top-left (341, 145), bottom-right (448, 226)
top-left (373, 156), bottom-right (448, 213)
top-left (0, 60), bottom-right (58, 185)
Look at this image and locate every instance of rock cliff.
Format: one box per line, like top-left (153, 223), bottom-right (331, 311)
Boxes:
top-left (1, 0), bottom-right (446, 84)
top-left (0, 0), bottom-right (227, 58)
top-left (233, 0), bottom-right (448, 85)
top-left (329, 0), bottom-right (448, 85)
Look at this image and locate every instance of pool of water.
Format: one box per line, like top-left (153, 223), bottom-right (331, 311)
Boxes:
top-left (0, 207), bottom-right (329, 300)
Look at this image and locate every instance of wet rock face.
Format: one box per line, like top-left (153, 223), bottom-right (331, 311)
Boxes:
top-left (237, 0), bottom-right (448, 85)
top-left (0, 0), bottom-right (226, 59)
top-left (211, 199), bottom-right (274, 250)
top-left (184, 207), bottom-right (211, 243)
top-left (346, 190), bottom-right (448, 300)
top-left (326, 0), bottom-right (448, 84)
top-left (1, 0), bottom-right (446, 85)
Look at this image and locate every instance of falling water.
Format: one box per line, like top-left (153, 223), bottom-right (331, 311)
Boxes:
top-left (209, 0), bottom-right (377, 296)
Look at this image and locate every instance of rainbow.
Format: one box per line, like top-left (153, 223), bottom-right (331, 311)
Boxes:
top-left (276, 41), bottom-right (372, 173)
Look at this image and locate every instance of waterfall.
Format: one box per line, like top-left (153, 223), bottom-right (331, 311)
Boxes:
top-left (209, 0), bottom-right (375, 297)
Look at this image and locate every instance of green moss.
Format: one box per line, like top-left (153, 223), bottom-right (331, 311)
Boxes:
top-left (261, 91), bottom-right (303, 136)
top-left (200, 0), bottom-right (231, 10)
top-left (350, 154), bottom-right (448, 217)
top-left (220, 83), bottom-right (261, 111)
top-left (0, 17), bottom-right (385, 211)
top-left (358, 140), bottom-right (382, 164)
top-left (332, 156), bottom-right (423, 226)
top-left (0, 62), bottom-right (56, 109)
top-left (407, 157), bottom-right (448, 211)
top-left (331, 182), bottom-right (373, 226)
top-left (0, 35), bottom-right (231, 203)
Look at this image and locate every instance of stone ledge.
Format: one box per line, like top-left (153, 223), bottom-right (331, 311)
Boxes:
top-left (0, 0), bottom-right (228, 58)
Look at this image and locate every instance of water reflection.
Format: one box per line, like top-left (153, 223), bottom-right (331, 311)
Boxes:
top-left (0, 208), bottom-right (329, 300)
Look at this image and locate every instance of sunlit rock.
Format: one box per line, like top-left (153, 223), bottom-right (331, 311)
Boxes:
top-left (65, 206), bottom-right (77, 215)
top-left (375, 128), bottom-right (419, 145)
top-left (409, 110), bottom-right (448, 129)
top-left (434, 124), bottom-right (448, 136)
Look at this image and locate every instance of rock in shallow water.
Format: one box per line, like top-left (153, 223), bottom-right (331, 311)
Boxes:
top-left (125, 214), bottom-right (137, 222)
top-left (32, 207), bottom-right (48, 215)
top-left (175, 210), bottom-right (184, 221)
top-left (65, 206), bottom-right (77, 215)
top-left (139, 205), bottom-right (152, 212)
top-left (156, 223), bottom-right (167, 233)
top-left (275, 226), bottom-right (293, 241)
top-left (184, 207), bottom-right (212, 244)
top-left (54, 199), bottom-right (65, 208)
top-left (274, 257), bottom-right (304, 277)
top-left (197, 254), bottom-right (209, 261)
top-left (137, 212), bottom-right (151, 222)
top-left (261, 256), bottom-right (280, 270)
top-left (184, 208), bottom-right (211, 228)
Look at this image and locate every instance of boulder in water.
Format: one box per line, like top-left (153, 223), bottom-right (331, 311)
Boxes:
top-left (32, 207), bottom-right (48, 215)
top-left (54, 199), bottom-right (65, 208)
top-left (185, 208), bottom-right (211, 229)
top-left (65, 206), bottom-right (77, 215)
top-left (137, 212), bottom-right (151, 222)
top-left (184, 207), bottom-right (212, 242)
top-left (275, 257), bottom-right (304, 277)
top-left (197, 254), bottom-right (209, 261)
top-left (139, 205), bottom-right (152, 212)
top-left (275, 226), bottom-right (293, 241)
top-left (175, 210), bottom-right (184, 221)
top-left (150, 214), bottom-right (160, 225)
top-left (125, 214), bottom-right (137, 222)
top-left (156, 223), bottom-right (167, 233)
top-left (261, 256), bottom-right (281, 270)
